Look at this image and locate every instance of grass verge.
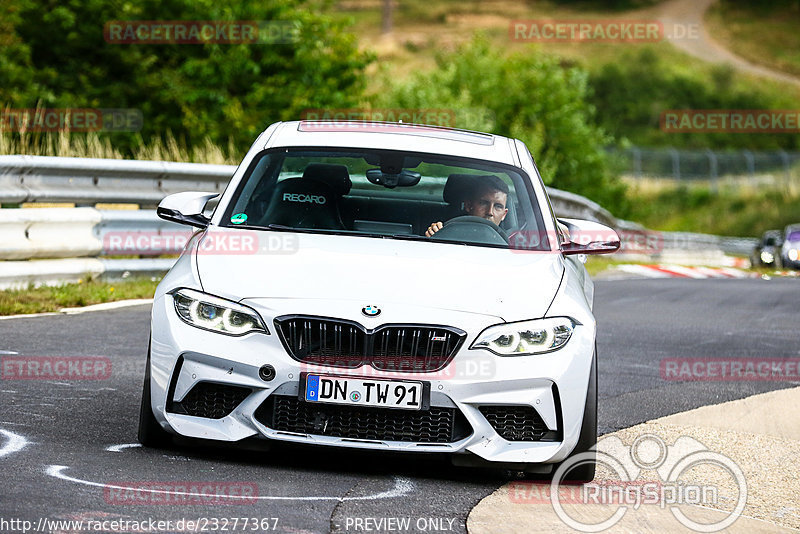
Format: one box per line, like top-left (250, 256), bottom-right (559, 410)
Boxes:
top-left (584, 256), bottom-right (643, 277)
top-left (706, 1), bottom-right (800, 78)
top-left (624, 186), bottom-right (800, 237)
top-left (0, 276), bottom-right (160, 316)
top-left (0, 129), bottom-right (238, 164)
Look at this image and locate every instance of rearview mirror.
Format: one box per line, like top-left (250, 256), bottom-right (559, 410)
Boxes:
top-left (365, 169), bottom-right (422, 188)
top-left (558, 218), bottom-right (620, 255)
top-left (157, 192), bottom-right (220, 229)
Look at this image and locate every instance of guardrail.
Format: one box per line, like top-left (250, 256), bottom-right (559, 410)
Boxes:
top-left (0, 155), bottom-right (232, 206)
top-left (1, 155), bottom-right (616, 220)
top-left (0, 156), bottom-right (758, 289)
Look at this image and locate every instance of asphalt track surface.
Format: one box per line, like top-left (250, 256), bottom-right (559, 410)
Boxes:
top-left (1, 278), bottom-right (798, 534)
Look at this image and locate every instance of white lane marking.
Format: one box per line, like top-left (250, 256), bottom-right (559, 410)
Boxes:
top-left (46, 465), bottom-right (414, 501)
top-left (0, 350), bottom-right (18, 355)
top-left (0, 312), bottom-right (61, 321)
top-left (59, 299), bottom-right (153, 315)
top-left (105, 443), bottom-right (142, 453)
top-left (0, 428), bottom-right (29, 458)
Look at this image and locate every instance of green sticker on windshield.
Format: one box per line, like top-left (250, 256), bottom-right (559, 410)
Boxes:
top-left (230, 213), bottom-right (248, 224)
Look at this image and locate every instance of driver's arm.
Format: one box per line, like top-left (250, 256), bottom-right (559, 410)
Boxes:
top-left (425, 221), bottom-right (443, 237)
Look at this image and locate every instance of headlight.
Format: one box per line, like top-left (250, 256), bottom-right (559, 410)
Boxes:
top-left (470, 317), bottom-right (577, 356)
top-left (789, 249), bottom-right (799, 262)
top-left (760, 251), bottom-right (774, 264)
top-left (171, 288), bottom-right (268, 336)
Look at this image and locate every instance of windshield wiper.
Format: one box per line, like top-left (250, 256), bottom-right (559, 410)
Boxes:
top-left (264, 224), bottom-right (376, 238)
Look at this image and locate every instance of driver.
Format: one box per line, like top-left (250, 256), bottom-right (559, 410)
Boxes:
top-left (425, 176), bottom-right (509, 237)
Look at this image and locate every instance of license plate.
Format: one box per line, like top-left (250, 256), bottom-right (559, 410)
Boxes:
top-left (303, 374), bottom-right (424, 411)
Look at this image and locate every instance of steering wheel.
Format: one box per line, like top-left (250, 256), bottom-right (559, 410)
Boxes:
top-left (433, 215), bottom-right (509, 245)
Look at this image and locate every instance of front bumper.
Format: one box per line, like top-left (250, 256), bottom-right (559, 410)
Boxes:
top-left (149, 293), bottom-right (596, 465)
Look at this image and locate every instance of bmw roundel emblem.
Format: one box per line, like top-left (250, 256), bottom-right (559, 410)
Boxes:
top-left (362, 305), bottom-right (381, 317)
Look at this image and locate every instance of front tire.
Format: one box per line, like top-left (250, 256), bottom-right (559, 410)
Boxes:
top-left (137, 341), bottom-right (172, 447)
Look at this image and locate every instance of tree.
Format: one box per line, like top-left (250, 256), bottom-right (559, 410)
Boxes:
top-left (377, 37), bottom-right (627, 214)
top-left (0, 0), bottom-right (372, 154)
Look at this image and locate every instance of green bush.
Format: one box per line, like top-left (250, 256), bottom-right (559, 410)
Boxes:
top-left (588, 48), bottom-right (800, 150)
top-left (376, 37), bottom-right (629, 215)
top-left (0, 0), bottom-right (372, 153)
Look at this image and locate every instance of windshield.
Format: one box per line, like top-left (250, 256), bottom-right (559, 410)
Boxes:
top-left (220, 147), bottom-right (549, 250)
top-left (787, 231), bottom-right (800, 242)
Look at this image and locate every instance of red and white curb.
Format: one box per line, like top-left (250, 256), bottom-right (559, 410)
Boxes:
top-left (615, 264), bottom-right (759, 279)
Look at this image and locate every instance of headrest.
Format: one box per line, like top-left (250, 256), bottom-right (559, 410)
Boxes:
top-left (302, 163), bottom-right (352, 196)
top-left (260, 177), bottom-right (346, 229)
top-left (443, 174), bottom-right (478, 204)
top-left (443, 174), bottom-right (509, 204)
top-left (271, 177), bottom-right (338, 206)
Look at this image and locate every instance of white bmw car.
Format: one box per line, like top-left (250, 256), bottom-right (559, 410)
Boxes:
top-left (139, 121), bottom-right (619, 479)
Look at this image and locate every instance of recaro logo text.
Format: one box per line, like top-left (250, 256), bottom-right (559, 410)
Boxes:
top-left (282, 193), bottom-right (327, 204)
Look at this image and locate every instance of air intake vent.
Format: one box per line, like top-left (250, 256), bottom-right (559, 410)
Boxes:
top-left (168, 382), bottom-right (251, 419)
top-left (274, 316), bottom-right (465, 372)
top-left (479, 405), bottom-right (559, 442)
top-left (255, 395), bottom-right (472, 443)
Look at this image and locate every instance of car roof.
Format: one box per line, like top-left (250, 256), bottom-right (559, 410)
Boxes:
top-left (261, 121), bottom-right (519, 166)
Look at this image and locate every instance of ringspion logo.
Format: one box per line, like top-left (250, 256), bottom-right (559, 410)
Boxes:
top-left (533, 433), bottom-right (747, 532)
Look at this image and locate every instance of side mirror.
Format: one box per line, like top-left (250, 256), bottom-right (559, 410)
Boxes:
top-left (157, 192), bottom-right (220, 229)
top-left (558, 218), bottom-right (620, 255)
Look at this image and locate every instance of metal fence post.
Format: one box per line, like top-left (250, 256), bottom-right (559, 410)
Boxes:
top-left (778, 150), bottom-right (790, 192)
top-left (706, 149), bottom-right (718, 193)
top-left (670, 148), bottom-right (681, 181)
top-left (743, 150), bottom-right (755, 188)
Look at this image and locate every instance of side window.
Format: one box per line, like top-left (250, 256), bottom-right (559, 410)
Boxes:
top-left (228, 154), bottom-right (277, 222)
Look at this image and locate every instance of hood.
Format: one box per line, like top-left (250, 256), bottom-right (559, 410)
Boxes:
top-left (195, 227), bottom-right (564, 322)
